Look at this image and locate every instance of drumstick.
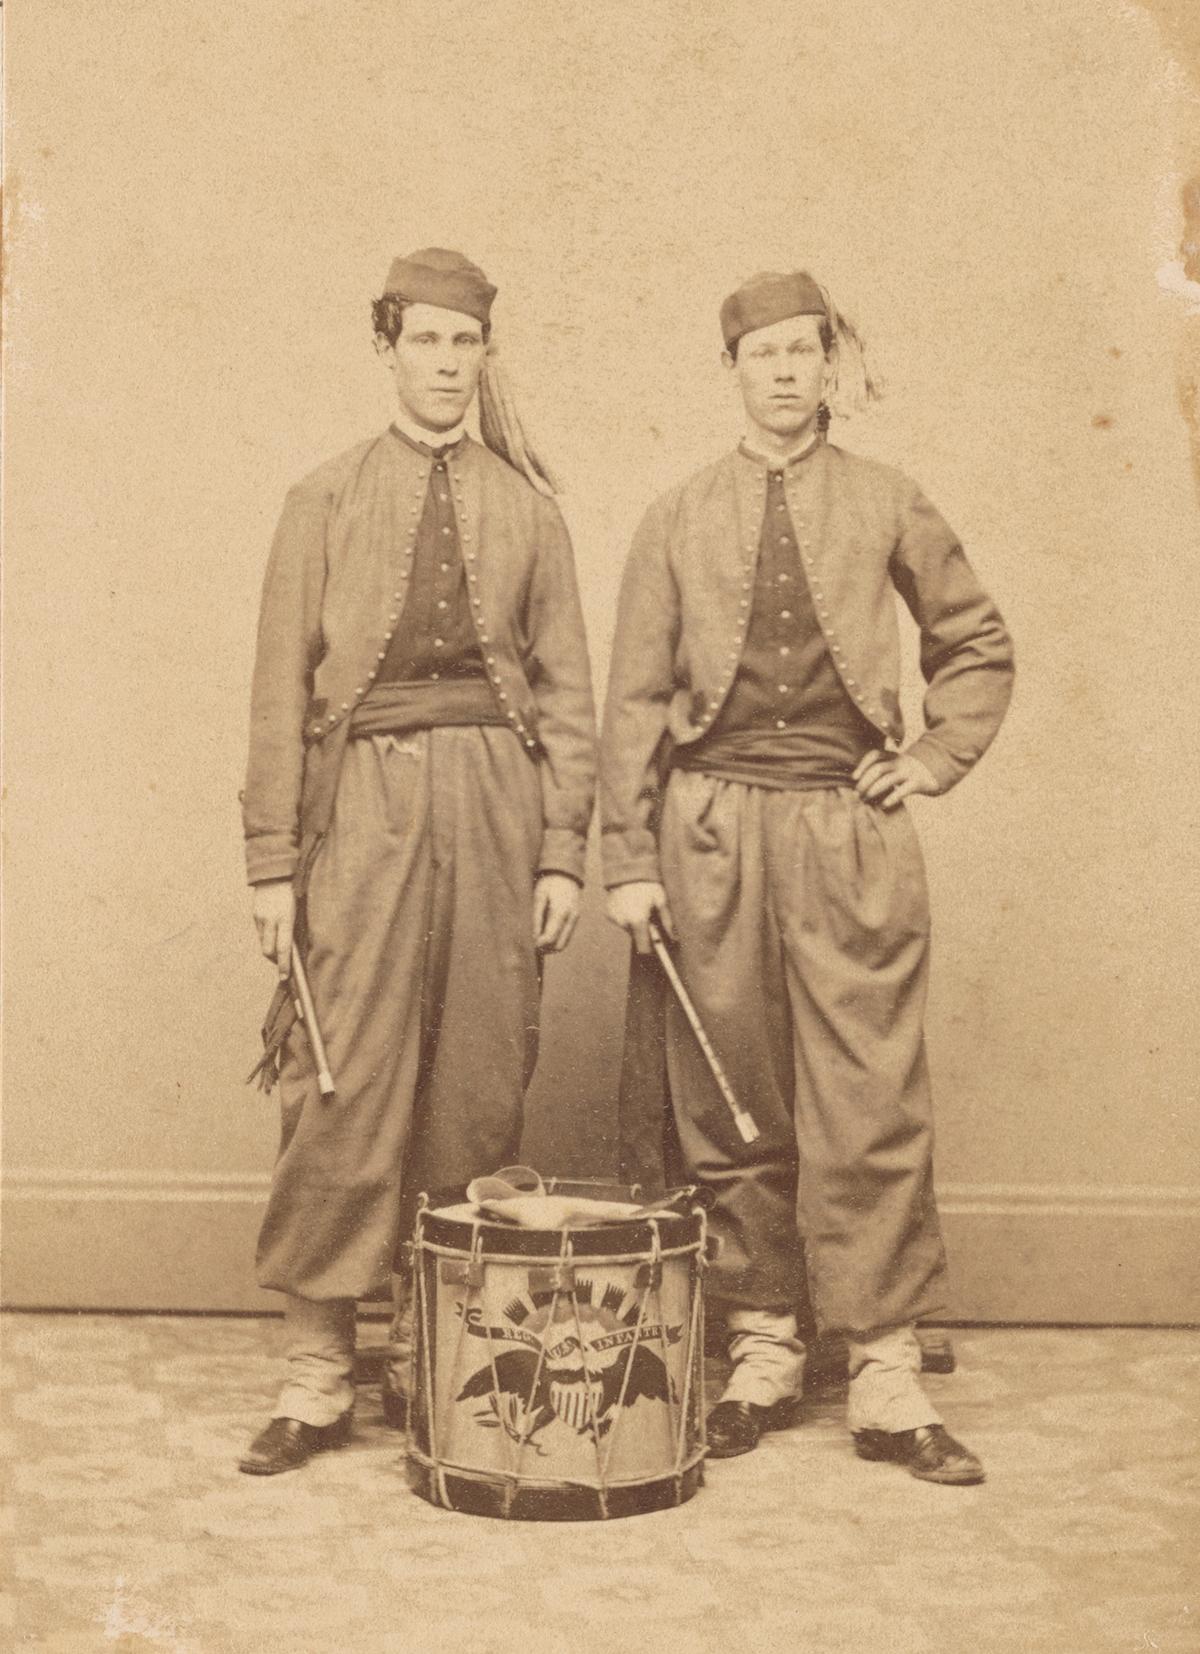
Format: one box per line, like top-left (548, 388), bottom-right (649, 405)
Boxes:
top-left (289, 947), bottom-right (335, 1098)
top-left (648, 921), bottom-right (760, 1145)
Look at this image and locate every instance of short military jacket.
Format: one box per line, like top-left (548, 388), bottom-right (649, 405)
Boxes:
top-left (244, 430), bottom-right (596, 885)
top-left (599, 440), bottom-right (1014, 886)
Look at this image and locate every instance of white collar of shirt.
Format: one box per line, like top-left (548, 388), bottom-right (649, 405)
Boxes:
top-left (392, 407), bottom-right (466, 451)
top-left (741, 429), bottom-right (821, 468)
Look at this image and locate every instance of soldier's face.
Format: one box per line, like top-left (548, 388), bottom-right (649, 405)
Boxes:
top-left (378, 302), bottom-right (486, 431)
top-left (725, 313), bottom-right (830, 442)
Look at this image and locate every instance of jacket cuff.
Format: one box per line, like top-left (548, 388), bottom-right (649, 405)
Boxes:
top-left (538, 828), bottom-right (587, 885)
top-left (601, 833), bottom-right (662, 889)
top-left (904, 736), bottom-right (966, 794)
top-left (245, 841), bottom-right (299, 886)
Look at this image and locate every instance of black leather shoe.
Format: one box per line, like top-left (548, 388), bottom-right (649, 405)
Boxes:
top-left (381, 1377), bottom-right (408, 1431)
top-left (238, 1412), bottom-right (353, 1476)
top-left (853, 1423), bottom-right (985, 1486)
top-left (706, 1396), bottom-right (801, 1459)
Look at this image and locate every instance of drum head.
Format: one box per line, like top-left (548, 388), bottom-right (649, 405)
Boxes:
top-left (416, 1185), bottom-right (705, 1258)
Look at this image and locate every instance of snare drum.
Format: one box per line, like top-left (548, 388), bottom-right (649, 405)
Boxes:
top-left (406, 1182), bottom-right (708, 1521)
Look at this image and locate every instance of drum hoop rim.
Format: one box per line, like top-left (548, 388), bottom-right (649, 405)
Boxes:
top-left (404, 1442), bottom-right (709, 1491)
top-left (411, 1237), bottom-right (705, 1267)
top-left (414, 1204), bottom-right (706, 1238)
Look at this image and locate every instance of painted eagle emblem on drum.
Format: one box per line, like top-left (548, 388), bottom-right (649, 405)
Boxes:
top-left (456, 1276), bottom-right (681, 1448)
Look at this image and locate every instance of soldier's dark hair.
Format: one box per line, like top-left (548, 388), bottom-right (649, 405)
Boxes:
top-left (371, 294), bottom-right (492, 346)
top-left (726, 313), bottom-right (835, 362)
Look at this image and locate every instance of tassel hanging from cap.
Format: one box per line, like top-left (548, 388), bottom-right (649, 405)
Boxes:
top-left (819, 286), bottom-right (883, 414)
top-left (478, 343), bottom-right (561, 498)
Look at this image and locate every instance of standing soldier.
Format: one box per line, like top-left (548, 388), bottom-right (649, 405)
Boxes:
top-left (601, 270), bottom-right (1013, 1484)
top-left (240, 249), bottom-right (596, 1475)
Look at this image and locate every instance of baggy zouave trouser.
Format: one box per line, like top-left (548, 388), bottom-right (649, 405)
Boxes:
top-left (258, 726), bottom-right (543, 1425)
top-left (659, 771), bottom-right (948, 1430)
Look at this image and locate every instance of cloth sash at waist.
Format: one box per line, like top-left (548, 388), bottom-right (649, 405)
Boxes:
top-left (349, 677), bottom-right (508, 738)
top-left (672, 723), bottom-right (874, 791)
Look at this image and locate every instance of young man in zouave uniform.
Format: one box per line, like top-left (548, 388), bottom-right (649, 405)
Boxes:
top-left (239, 249), bottom-right (596, 1475)
top-left (601, 270), bottom-right (1013, 1484)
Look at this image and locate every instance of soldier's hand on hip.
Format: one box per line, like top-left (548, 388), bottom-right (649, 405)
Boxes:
top-left (251, 878), bottom-right (295, 979)
top-left (604, 881), bottom-right (675, 955)
top-left (534, 873), bottom-right (581, 954)
top-left (853, 749), bottom-right (941, 811)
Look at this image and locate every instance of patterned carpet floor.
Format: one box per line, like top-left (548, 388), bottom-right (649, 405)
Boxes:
top-left (3, 1316), bottom-right (1198, 1653)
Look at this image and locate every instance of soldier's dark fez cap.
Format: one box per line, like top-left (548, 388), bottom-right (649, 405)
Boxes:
top-left (383, 248), bottom-right (497, 325)
top-left (720, 270), bottom-right (827, 350)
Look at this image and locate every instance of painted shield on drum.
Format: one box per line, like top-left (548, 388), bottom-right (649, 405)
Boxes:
top-left (440, 1265), bottom-right (690, 1480)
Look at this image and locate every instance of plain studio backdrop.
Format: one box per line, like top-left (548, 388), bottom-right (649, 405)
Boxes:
top-left (4, 0), bottom-right (1198, 1320)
